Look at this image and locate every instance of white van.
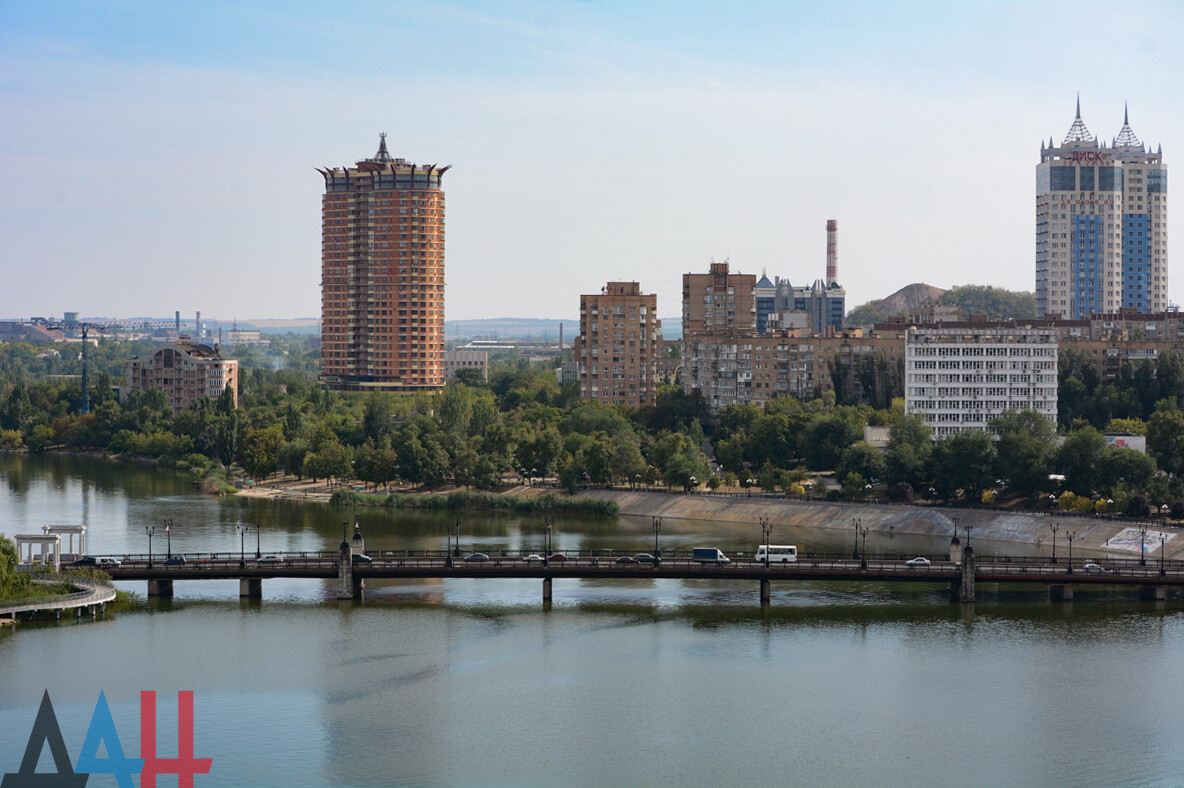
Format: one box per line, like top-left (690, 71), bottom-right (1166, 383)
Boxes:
top-left (755, 545), bottom-right (798, 563)
top-left (95, 556), bottom-right (122, 569)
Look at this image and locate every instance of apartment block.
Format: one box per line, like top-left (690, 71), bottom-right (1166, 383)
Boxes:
top-left (318, 134), bottom-right (449, 392)
top-left (574, 282), bottom-right (661, 406)
top-left (1037, 99), bottom-right (1168, 318)
top-left (123, 339), bottom-right (239, 411)
top-left (905, 324), bottom-right (1058, 437)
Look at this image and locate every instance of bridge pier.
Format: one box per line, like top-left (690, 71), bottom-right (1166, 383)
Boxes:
top-left (760, 579), bottom-right (771, 605)
top-left (949, 545), bottom-right (975, 603)
top-left (542, 577), bottom-right (552, 603)
top-left (239, 578), bottom-right (262, 599)
top-left (1140, 585), bottom-right (1167, 601)
top-left (1049, 584), bottom-right (1074, 601)
top-left (147, 579), bottom-right (174, 598)
top-left (337, 538), bottom-right (355, 600)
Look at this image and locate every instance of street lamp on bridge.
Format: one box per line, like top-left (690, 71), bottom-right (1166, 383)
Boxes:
top-left (1065, 530), bottom-right (1077, 574)
top-left (1138, 523), bottom-right (1148, 567)
top-left (238, 525), bottom-right (248, 569)
top-left (652, 517), bottom-right (662, 562)
top-left (255, 521), bottom-right (262, 560)
top-left (145, 525), bottom-right (156, 570)
top-left (851, 517), bottom-right (862, 559)
top-left (1049, 521), bottom-right (1059, 564)
top-left (164, 519), bottom-right (172, 560)
top-left (760, 517), bottom-right (772, 566)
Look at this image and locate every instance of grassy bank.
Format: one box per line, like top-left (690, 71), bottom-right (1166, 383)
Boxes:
top-left (329, 489), bottom-right (619, 516)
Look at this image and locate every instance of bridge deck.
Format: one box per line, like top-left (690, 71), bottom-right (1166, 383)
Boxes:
top-left (99, 555), bottom-right (1184, 586)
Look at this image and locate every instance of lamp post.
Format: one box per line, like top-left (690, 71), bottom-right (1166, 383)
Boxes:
top-left (544, 517), bottom-right (553, 565)
top-left (238, 525), bottom-right (248, 569)
top-left (531, 468), bottom-right (537, 487)
top-left (164, 519), bottom-right (172, 560)
top-left (1066, 530), bottom-right (1076, 574)
top-left (760, 517), bottom-right (772, 565)
top-left (652, 516), bottom-right (662, 560)
top-left (1049, 521), bottom-right (1059, 564)
top-left (952, 516), bottom-right (960, 552)
top-left (688, 475), bottom-right (697, 493)
top-left (1161, 533), bottom-right (1168, 578)
top-left (964, 522), bottom-right (973, 551)
top-left (851, 517), bottom-right (861, 559)
top-left (145, 525), bottom-right (156, 570)
top-left (1139, 523), bottom-right (1148, 566)
top-left (255, 521), bottom-right (262, 560)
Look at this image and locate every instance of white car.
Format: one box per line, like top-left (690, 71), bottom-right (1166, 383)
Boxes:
top-left (1082, 562), bottom-right (1109, 573)
top-left (905, 557), bottom-right (932, 566)
top-left (523, 554), bottom-right (543, 562)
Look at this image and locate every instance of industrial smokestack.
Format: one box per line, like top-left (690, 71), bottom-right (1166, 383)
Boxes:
top-left (175, 311), bottom-right (181, 335)
top-left (196, 311), bottom-right (201, 339)
top-left (826, 219), bottom-right (838, 283)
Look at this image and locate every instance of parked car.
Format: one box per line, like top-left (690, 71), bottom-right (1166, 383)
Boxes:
top-left (464, 553), bottom-right (490, 563)
top-left (905, 557), bottom-right (932, 566)
top-left (164, 555), bottom-right (187, 566)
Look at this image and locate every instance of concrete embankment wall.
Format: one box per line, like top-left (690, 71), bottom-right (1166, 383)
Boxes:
top-left (567, 489), bottom-right (1174, 559)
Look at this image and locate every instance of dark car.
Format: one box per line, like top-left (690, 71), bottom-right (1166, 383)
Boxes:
top-left (616, 555), bottom-right (637, 564)
top-left (164, 555), bottom-right (187, 566)
top-left (633, 553), bottom-right (656, 564)
top-left (546, 554), bottom-right (568, 562)
top-left (72, 556), bottom-right (98, 567)
top-left (464, 553), bottom-right (490, 563)
top-left (352, 553), bottom-right (373, 564)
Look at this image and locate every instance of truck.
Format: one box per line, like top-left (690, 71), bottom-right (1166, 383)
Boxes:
top-left (691, 548), bottom-right (730, 564)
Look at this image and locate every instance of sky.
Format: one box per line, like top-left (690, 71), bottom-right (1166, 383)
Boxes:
top-left (3, 1), bottom-right (1184, 323)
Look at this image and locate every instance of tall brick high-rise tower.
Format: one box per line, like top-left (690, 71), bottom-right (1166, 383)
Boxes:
top-left (318, 134), bottom-right (449, 391)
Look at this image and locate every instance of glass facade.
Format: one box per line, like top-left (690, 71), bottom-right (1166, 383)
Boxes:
top-left (1050, 167), bottom-right (1077, 190)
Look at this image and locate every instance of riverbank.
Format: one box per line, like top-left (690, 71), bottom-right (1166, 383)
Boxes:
top-left (570, 488), bottom-right (1178, 560)
top-left (236, 477), bottom-right (1178, 561)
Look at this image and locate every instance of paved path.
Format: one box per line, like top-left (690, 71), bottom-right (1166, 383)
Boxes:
top-left (0, 577), bottom-right (116, 619)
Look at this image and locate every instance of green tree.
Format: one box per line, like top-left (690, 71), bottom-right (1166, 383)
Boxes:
top-left (1054, 426), bottom-right (1108, 496)
top-left (237, 425), bottom-right (283, 481)
top-left (1147, 408), bottom-right (1184, 477)
top-left (931, 430), bottom-right (996, 498)
top-left (991, 410), bottom-right (1056, 498)
top-left (836, 441), bottom-right (886, 484)
top-left (884, 414), bottom-right (932, 486)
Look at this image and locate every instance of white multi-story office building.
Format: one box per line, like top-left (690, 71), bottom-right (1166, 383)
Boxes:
top-left (905, 324), bottom-right (1058, 438)
top-left (1037, 99), bottom-right (1168, 319)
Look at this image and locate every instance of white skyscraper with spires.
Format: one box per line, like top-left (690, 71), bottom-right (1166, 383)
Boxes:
top-left (1036, 98), bottom-right (1168, 319)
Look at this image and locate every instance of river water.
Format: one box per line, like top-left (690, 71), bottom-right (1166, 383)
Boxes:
top-left (1, 454), bottom-right (1182, 787)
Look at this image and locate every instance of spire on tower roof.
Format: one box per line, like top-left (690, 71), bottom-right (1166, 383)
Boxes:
top-left (1063, 94), bottom-right (1094, 144)
top-left (1114, 102), bottom-right (1142, 148)
top-left (373, 132), bottom-right (393, 163)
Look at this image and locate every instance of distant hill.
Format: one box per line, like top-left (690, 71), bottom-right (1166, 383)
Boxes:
top-left (846, 283), bottom-right (1035, 327)
top-left (879, 283), bottom-right (946, 313)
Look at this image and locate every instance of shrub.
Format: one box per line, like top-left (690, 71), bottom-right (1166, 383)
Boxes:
top-left (1127, 494), bottom-right (1152, 518)
top-left (886, 482), bottom-right (914, 503)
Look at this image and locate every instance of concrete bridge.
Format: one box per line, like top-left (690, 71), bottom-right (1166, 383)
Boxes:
top-left (95, 542), bottom-right (1184, 605)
